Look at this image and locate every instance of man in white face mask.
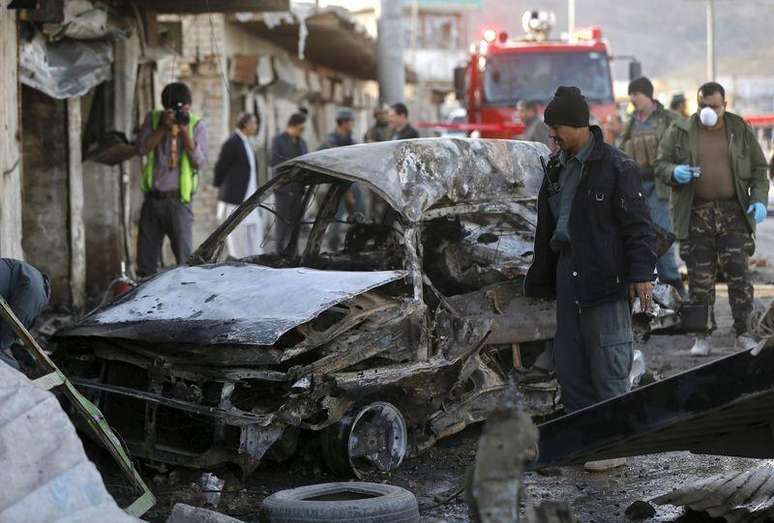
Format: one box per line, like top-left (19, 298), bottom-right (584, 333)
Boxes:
top-left (655, 82), bottom-right (769, 357)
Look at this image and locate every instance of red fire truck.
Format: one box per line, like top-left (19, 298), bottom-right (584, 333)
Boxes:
top-left (450, 11), bottom-right (635, 139)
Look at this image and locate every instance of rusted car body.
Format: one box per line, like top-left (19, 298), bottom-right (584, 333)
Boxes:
top-left (54, 138), bottom-right (557, 477)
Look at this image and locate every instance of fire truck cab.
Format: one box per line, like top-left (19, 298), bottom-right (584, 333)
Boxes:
top-left (455, 11), bottom-right (624, 139)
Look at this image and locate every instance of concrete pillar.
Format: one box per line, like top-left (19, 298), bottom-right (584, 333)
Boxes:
top-left (0, 9), bottom-right (23, 259)
top-left (377, 0), bottom-right (405, 105)
top-left (67, 98), bottom-right (86, 308)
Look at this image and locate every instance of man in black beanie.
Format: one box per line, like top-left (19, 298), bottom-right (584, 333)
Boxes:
top-left (525, 87), bottom-right (656, 468)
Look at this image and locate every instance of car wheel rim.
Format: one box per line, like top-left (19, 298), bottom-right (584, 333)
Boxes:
top-left (346, 401), bottom-right (407, 478)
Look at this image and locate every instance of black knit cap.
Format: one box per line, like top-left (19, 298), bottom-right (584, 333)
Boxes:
top-left (628, 76), bottom-right (654, 99)
top-left (543, 86), bottom-right (590, 128)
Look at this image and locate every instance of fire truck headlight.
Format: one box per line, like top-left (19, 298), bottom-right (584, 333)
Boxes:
top-left (483, 29), bottom-right (497, 43)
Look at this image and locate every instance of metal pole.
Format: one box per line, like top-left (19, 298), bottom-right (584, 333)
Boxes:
top-left (378, 0), bottom-right (406, 105)
top-left (706, 0), bottom-right (716, 80)
top-left (568, 0), bottom-right (576, 37)
top-left (410, 0), bottom-right (419, 55)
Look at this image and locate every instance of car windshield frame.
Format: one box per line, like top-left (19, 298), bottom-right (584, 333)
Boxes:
top-left (482, 50), bottom-right (614, 106)
top-left (190, 174), bottom-right (409, 273)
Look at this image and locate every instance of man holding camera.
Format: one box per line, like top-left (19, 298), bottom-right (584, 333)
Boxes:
top-left (137, 82), bottom-right (207, 277)
top-left (655, 82), bottom-right (768, 356)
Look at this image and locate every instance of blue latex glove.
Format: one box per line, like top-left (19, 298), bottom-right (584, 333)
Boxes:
top-left (747, 202), bottom-right (767, 224)
top-left (672, 165), bottom-right (693, 184)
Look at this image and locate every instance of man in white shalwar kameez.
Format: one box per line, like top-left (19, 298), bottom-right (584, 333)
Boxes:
top-left (214, 113), bottom-right (264, 258)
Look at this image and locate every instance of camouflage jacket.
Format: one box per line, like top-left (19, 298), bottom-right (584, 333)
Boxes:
top-left (620, 102), bottom-right (678, 200)
top-left (654, 112), bottom-right (769, 240)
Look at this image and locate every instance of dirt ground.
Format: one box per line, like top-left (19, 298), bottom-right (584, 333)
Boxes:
top-left (105, 221), bottom-right (774, 522)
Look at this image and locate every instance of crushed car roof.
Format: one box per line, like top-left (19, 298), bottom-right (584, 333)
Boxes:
top-left (275, 138), bottom-right (549, 222)
top-left (58, 264), bottom-right (407, 346)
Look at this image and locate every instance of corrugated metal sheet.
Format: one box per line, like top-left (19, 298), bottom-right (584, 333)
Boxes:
top-left (536, 347), bottom-right (774, 468)
top-left (653, 462), bottom-right (774, 522)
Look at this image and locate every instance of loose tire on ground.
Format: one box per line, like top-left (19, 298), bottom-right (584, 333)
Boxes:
top-left (260, 482), bottom-right (419, 523)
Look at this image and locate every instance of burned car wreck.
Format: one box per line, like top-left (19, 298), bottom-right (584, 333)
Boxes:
top-left (54, 138), bottom-right (559, 478)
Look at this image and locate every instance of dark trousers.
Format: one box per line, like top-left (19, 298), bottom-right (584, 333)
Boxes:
top-left (554, 254), bottom-right (633, 413)
top-left (0, 260), bottom-right (50, 363)
top-left (642, 180), bottom-right (681, 285)
top-left (679, 200), bottom-right (754, 335)
top-left (274, 186), bottom-right (304, 254)
top-left (137, 196), bottom-right (193, 277)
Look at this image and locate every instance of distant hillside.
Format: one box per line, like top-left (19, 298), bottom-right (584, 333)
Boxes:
top-left (472, 0), bottom-right (774, 87)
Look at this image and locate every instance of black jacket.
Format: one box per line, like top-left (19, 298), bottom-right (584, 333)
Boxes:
top-left (319, 131), bottom-right (356, 149)
top-left (214, 133), bottom-right (255, 205)
top-left (524, 126), bottom-right (656, 307)
top-left (270, 132), bottom-right (308, 168)
top-left (393, 124), bottom-right (419, 140)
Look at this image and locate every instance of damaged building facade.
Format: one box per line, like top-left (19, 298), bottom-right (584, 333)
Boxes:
top-left (159, 6), bottom-right (395, 247)
top-left (2, 0), bottom-right (449, 308)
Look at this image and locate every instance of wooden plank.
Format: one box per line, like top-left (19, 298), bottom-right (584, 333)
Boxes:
top-left (0, 8), bottom-right (24, 259)
top-left (67, 98), bottom-right (86, 307)
top-left (131, 0), bottom-right (289, 13)
top-left (144, 9), bottom-right (159, 48)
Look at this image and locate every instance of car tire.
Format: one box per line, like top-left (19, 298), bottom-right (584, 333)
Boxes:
top-left (261, 482), bottom-right (420, 523)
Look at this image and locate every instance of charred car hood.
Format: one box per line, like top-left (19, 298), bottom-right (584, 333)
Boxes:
top-left (57, 264), bottom-right (407, 346)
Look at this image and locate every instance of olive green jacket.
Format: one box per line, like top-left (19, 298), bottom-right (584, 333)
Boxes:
top-left (620, 102), bottom-right (678, 200)
top-left (654, 111), bottom-right (769, 240)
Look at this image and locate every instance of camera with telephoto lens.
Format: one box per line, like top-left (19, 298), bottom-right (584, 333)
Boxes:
top-left (174, 102), bottom-right (190, 126)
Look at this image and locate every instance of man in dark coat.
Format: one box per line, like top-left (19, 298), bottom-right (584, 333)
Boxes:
top-left (319, 108), bottom-right (366, 249)
top-left (525, 86), bottom-right (656, 470)
top-left (214, 113), bottom-right (262, 258)
top-left (270, 112), bottom-right (308, 253)
top-left (525, 86), bottom-right (656, 413)
top-left (388, 102), bottom-right (420, 140)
